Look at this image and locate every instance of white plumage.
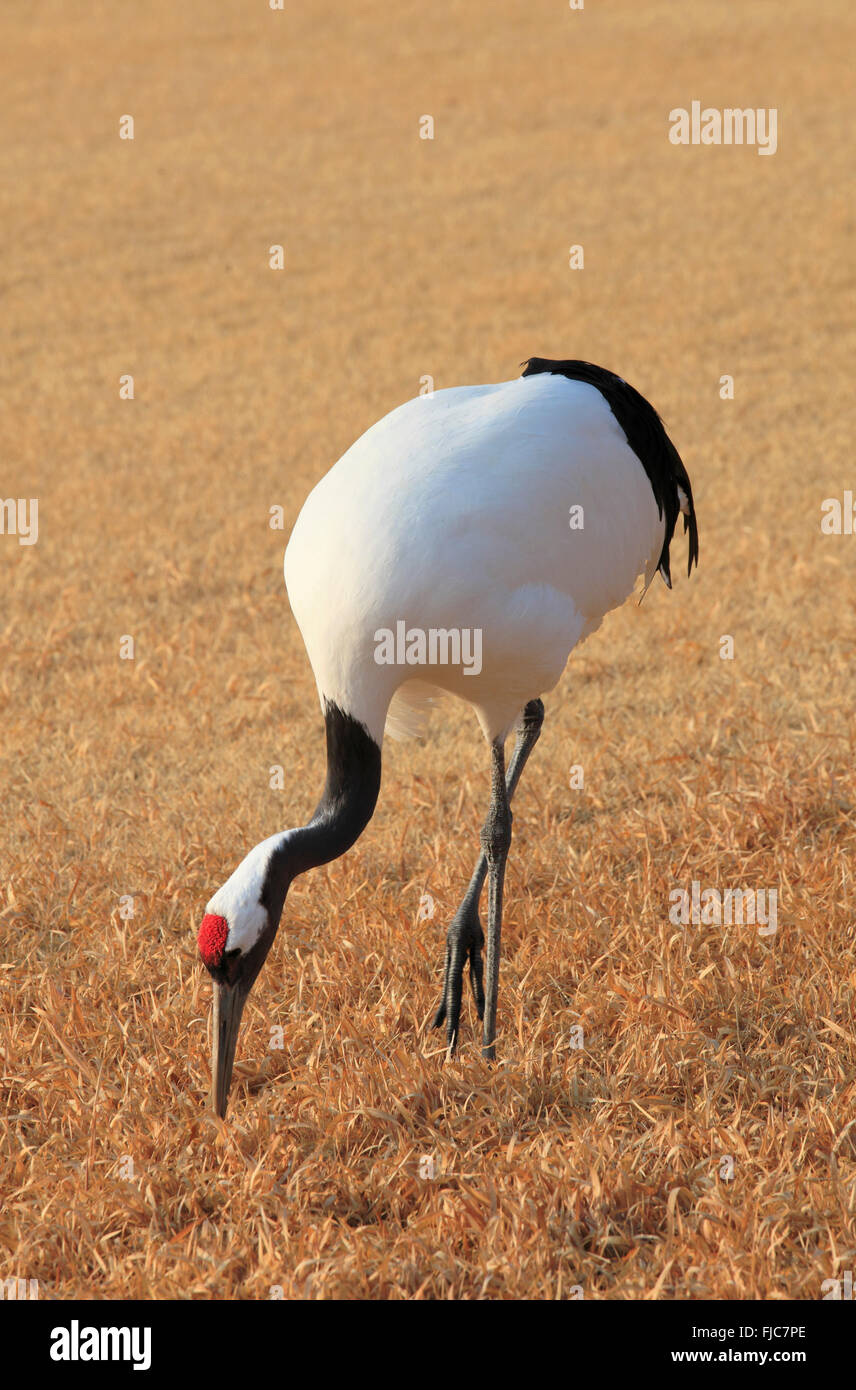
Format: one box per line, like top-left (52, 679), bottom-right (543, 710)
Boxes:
top-left (285, 372), bottom-right (665, 745)
top-left (198, 359), bottom-right (698, 1115)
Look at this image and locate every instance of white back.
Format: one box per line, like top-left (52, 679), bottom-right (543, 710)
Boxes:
top-left (285, 373), bottom-right (664, 741)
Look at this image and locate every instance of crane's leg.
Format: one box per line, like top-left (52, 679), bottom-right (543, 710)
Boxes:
top-left (432, 698), bottom-right (544, 1055)
top-left (480, 736), bottom-right (512, 1060)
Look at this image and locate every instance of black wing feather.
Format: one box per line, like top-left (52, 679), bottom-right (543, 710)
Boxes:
top-left (521, 357), bottom-right (699, 583)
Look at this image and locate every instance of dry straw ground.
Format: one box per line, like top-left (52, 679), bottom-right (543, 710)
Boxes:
top-left (1, 0), bottom-right (854, 1300)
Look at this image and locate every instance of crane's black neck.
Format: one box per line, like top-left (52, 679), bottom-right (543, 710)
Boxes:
top-left (260, 702), bottom-right (382, 923)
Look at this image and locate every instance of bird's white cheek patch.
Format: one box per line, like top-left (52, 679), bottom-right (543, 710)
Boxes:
top-left (205, 831), bottom-right (291, 955)
top-left (206, 859), bottom-right (268, 954)
top-left (225, 902), bottom-right (267, 954)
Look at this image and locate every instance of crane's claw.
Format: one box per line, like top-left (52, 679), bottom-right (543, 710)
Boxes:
top-left (431, 904), bottom-right (485, 1054)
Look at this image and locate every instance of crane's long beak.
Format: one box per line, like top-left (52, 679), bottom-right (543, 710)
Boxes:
top-left (211, 978), bottom-right (250, 1118)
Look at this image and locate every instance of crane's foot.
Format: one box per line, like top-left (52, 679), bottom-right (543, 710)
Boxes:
top-left (431, 901), bottom-right (485, 1056)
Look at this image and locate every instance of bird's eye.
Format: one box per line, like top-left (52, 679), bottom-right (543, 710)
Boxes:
top-left (225, 948), bottom-right (241, 961)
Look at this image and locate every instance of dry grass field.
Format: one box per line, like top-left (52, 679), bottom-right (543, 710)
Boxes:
top-left (2, 0), bottom-right (854, 1301)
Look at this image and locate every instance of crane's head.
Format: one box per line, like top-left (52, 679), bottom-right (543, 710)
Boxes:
top-left (197, 832), bottom-right (292, 1118)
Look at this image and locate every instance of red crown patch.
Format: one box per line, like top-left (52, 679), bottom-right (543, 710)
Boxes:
top-left (197, 913), bottom-right (229, 968)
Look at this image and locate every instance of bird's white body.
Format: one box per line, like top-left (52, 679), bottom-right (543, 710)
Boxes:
top-left (200, 361), bottom-right (697, 1113)
top-left (285, 372), bottom-right (665, 744)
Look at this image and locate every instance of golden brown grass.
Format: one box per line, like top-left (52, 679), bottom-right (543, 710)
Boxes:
top-left (1, 0), bottom-right (854, 1299)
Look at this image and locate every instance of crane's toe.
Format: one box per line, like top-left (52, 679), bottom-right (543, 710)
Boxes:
top-left (431, 903), bottom-right (485, 1053)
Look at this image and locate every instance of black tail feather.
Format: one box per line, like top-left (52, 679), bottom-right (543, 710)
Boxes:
top-left (521, 357), bottom-right (699, 582)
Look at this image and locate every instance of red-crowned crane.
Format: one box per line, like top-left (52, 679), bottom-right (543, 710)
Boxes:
top-left (197, 358), bottom-right (699, 1117)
